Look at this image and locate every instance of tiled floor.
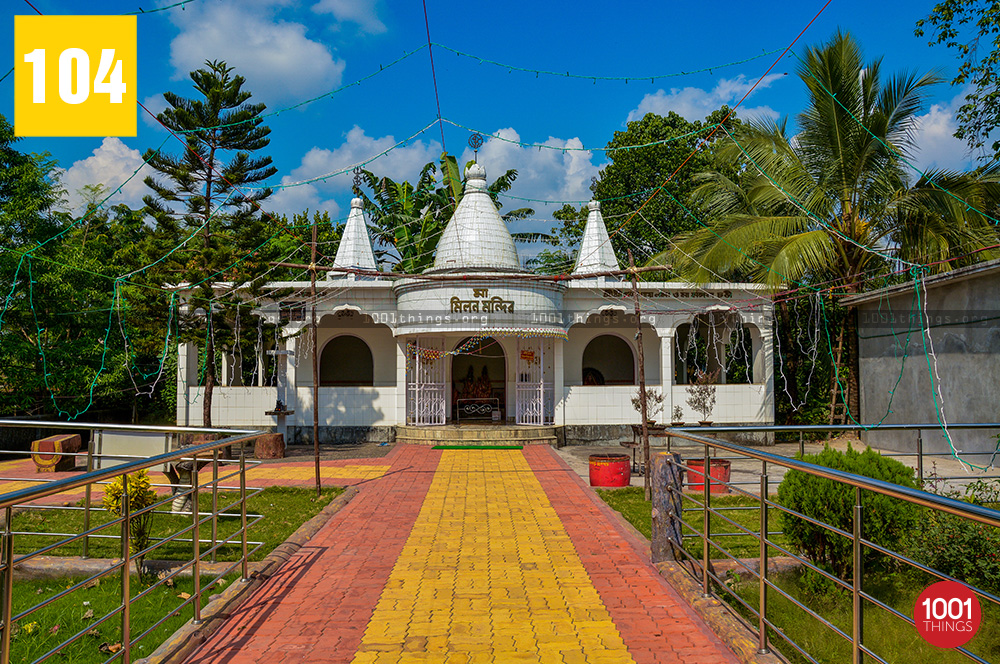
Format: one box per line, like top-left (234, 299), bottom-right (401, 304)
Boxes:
top-left (181, 445), bottom-right (739, 664)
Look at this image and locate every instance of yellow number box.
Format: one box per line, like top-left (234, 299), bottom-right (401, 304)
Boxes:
top-left (15, 16), bottom-right (137, 137)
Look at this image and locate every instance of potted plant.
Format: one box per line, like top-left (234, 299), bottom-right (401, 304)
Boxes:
top-left (671, 405), bottom-right (684, 427)
top-left (631, 388), bottom-right (664, 426)
top-left (686, 369), bottom-right (719, 425)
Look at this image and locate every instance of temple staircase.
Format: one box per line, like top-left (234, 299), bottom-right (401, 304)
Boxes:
top-left (395, 424), bottom-right (560, 447)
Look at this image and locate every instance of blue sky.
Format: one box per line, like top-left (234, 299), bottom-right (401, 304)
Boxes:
top-left (1, 0), bottom-right (980, 237)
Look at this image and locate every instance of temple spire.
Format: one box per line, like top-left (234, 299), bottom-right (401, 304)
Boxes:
top-left (430, 163), bottom-right (521, 273)
top-left (332, 198), bottom-right (377, 273)
top-left (572, 200), bottom-right (619, 275)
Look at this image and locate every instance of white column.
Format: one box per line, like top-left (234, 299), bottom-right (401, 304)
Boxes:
top-left (176, 342), bottom-right (196, 426)
top-left (553, 340), bottom-right (565, 427)
top-left (659, 331), bottom-right (674, 422)
top-left (395, 338), bottom-right (408, 425)
top-left (283, 335), bottom-right (298, 424)
top-left (760, 314), bottom-right (775, 423)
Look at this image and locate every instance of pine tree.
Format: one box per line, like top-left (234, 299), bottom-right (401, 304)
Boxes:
top-left (142, 60), bottom-right (277, 428)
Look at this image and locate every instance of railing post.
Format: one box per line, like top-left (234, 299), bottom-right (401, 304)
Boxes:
top-left (240, 450), bottom-right (248, 582)
top-left (1, 506), bottom-right (14, 663)
top-left (702, 443), bottom-right (711, 598)
top-left (121, 473), bottom-right (131, 664)
top-left (798, 430), bottom-right (804, 458)
top-left (191, 454), bottom-right (201, 624)
top-left (917, 430), bottom-right (924, 486)
top-left (853, 486), bottom-right (863, 664)
top-left (82, 430), bottom-right (95, 558)
top-left (211, 450), bottom-right (218, 563)
top-left (758, 464), bottom-right (769, 655)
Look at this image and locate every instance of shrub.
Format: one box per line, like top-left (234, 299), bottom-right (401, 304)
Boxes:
top-left (102, 469), bottom-right (158, 579)
top-left (777, 445), bottom-right (918, 579)
top-left (908, 478), bottom-right (1000, 594)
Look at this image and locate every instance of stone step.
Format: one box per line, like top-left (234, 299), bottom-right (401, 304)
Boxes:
top-left (395, 425), bottom-right (558, 445)
top-left (397, 437), bottom-right (559, 447)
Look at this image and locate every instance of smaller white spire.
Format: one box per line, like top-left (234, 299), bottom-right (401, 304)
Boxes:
top-left (332, 198), bottom-right (377, 274)
top-left (573, 200), bottom-right (619, 275)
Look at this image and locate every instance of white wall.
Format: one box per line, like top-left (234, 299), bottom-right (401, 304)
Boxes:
top-left (296, 312), bottom-right (397, 387)
top-left (562, 386), bottom-right (639, 424)
top-left (671, 384), bottom-right (771, 424)
top-left (295, 387), bottom-right (396, 427)
top-left (181, 386), bottom-right (278, 427)
top-left (565, 319), bottom-right (660, 386)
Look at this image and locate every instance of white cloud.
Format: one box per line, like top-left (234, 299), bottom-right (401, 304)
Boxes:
top-left (311, 0), bottom-right (386, 34)
top-left (627, 73), bottom-right (785, 124)
top-left (288, 126), bottom-right (443, 190)
top-left (139, 94), bottom-right (168, 129)
top-left (57, 138), bottom-right (148, 213)
top-left (457, 128), bottom-right (602, 208)
top-left (911, 90), bottom-right (977, 173)
top-left (266, 182), bottom-right (341, 220)
top-left (167, 1), bottom-right (345, 102)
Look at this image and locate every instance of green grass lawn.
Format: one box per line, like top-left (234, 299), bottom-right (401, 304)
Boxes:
top-left (596, 486), bottom-right (1000, 664)
top-left (8, 486), bottom-right (343, 664)
top-left (13, 486), bottom-right (341, 562)
top-left (596, 486), bottom-right (787, 560)
top-left (11, 574), bottom-right (228, 664)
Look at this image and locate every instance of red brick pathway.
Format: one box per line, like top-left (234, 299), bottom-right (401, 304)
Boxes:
top-left (185, 445), bottom-right (441, 663)
top-left (524, 446), bottom-right (740, 664)
top-left (181, 445), bottom-right (738, 663)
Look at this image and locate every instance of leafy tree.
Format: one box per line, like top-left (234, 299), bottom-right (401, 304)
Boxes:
top-left (671, 31), bottom-right (1000, 421)
top-left (917, 1), bottom-right (1000, 158)
top-left (353, 153), bottom-right (541, 273)
top-left (529, 203), bottom-right (588, 274)
top-left (142, 60), bottom-right (277, 428)
top-left (592, 108), bottom-right (739, 262)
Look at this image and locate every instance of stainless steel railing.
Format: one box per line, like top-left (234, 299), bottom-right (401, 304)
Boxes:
top-left (652, 424), bottom-right (1000, 664)
top-left (659, 423), bottom-right (1000, 488)
top-left (0, 421), bottom-right (266, 664)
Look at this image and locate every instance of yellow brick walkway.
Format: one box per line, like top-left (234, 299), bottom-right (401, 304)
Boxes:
top-left (351, 449), bottom-right (634, 663)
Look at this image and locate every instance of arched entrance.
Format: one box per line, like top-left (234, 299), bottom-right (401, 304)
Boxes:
top-left (451, 336), bottom-right (506, 422)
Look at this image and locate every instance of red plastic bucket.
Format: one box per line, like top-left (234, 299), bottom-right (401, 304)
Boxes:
top-left (589, 454), bottom-right (631, 487)
top-left (687, 458), bottom-right (731, 494)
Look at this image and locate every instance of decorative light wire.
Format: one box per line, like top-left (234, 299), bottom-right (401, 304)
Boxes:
top-left (432, 42), bottom-right (784, 82)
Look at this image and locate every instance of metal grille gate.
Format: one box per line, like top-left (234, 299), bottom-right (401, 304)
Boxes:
top-left (406, 337), bottom-right (446, 426)
top-left (515, 338), bottom-right (554, 425)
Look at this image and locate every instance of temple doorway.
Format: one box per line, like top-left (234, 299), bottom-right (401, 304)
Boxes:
top-left (451, 336), bottom-right (506, 422)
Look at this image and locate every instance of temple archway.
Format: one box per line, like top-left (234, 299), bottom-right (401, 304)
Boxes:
top-left (450, 336), bottom-right (506, 421)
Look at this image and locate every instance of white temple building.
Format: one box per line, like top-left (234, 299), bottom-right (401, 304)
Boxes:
top-left (176, 164), bottom-right (775, 444)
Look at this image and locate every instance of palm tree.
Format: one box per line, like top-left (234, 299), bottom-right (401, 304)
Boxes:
top-left (670, 31), bottom-right (1000, 421)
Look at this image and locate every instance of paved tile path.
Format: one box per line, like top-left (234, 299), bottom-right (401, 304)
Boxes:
top-left (183, 445), bottom-right (738, 664)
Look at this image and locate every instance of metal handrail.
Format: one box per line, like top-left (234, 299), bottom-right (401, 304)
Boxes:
top-left (0, 420), bottom-right (266, 664)
top-left (667, 428), bottom-right (1000, 528)
top-left (652, 423), bottom-right (1000, 664)
top-left (0, 428), bottom-right (258, 511)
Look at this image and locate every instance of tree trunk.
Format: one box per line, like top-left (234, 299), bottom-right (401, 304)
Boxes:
top-left (846, 306), bottom-right (861, 421)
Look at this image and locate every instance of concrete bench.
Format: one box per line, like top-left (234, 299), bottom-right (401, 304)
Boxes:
top-left (31, 434), bottom-right (81, 473)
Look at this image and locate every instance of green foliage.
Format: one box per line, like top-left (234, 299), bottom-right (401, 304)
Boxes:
top-left (773, 296), bottom-right (841, 428)
top-left (102, 470), bottom-right (158, 578)
top-left (909, 478), bottom-right (1000, 593)
top-left (593, 107), bottom-right (740, 263)
top-left (917, 1), bottom-right (1000, 158)
top-left (529, 203), bottom-right (588, 274)
top-left (777, 445), bottom-right (919, 579)
top-left (673, 30), bottom-right (1000, 289)
top-left (141, 60), bottom-right (278, 427)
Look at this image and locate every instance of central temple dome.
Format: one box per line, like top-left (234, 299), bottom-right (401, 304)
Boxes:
top-left (429, 163), bottom-right (522, 273)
